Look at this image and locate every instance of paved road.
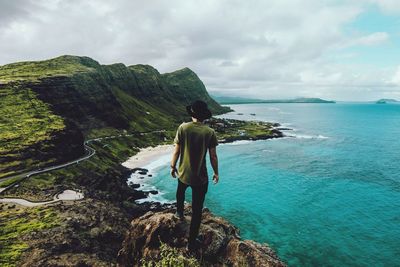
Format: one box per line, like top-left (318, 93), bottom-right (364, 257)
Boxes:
top-left (0, 144), bottom-right (95, 193)
top-left (0, 129), bottom-right (166, 194)
top-left (0, 129), bottom-right (167, 206)
top-left (0, 189), bottom-right (84, 207)
top-left (0, 144), bottom-right (95, 182)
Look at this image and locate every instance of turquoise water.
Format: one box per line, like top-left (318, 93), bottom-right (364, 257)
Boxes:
top-left (145, 103), bottom-right (400, 266)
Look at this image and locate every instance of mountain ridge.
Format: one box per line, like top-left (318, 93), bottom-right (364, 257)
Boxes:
top-left (0, 55), bottom-right (230, 177)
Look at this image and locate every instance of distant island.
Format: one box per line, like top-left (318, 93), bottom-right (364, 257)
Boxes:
top-left (212, 95), bottom-right (336, 104)
top-left (376, 99), bottom-right (399, 104)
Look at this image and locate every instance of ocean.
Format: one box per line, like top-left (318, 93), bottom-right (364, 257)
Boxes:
top-left (130, 103), bottom-right (400, 266)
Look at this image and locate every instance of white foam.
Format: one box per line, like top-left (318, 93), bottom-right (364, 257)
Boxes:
top-left (135, 191), bottom-right (174, 204)
top-left (222, 140), bottom-right (253, 146)
top-left (126, 152), bottom-right (172, 204)
top-left (129, 172), bottom-right (172, 204)
top-left (287, 133), bottom-right (329, 139)
top-left (262, 149), bottom-right (275, 153)
top-left (143, 153), bottom-right (171, 171)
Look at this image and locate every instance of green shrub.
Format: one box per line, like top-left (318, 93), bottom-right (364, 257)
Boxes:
top-left (140, 242), bottom-right (200, 267)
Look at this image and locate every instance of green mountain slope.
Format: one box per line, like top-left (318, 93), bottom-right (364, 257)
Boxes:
top-left (0, 55), bottom-right (230, 177)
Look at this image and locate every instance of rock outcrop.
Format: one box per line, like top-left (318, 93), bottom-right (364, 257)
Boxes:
top-left (117, 206), bottom-right (286, 267)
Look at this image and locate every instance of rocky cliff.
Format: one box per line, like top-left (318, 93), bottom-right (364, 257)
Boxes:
top-left (117, 206), bottom-right (286, 267)
top-left (0, 55), bottom-right (230, 176)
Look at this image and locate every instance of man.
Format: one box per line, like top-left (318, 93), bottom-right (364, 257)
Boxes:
top-left (170, 100), bottom-right (219, 251)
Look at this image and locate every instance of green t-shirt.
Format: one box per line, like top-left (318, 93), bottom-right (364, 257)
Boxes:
top-left (173, 121), bottom-right (218, 186)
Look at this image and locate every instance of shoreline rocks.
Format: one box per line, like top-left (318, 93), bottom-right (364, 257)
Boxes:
top-left (218, 129), bottom-right (284, 143)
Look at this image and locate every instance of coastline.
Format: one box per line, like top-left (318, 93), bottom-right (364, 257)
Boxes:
top-left (122, 126), bottom-right (285, 204)
top-left (122, 144), bottom-right (174, 170)
top-left (120, 132), bottom-right (287, 265)
top-left (122, 144), bottom-right (175, 204)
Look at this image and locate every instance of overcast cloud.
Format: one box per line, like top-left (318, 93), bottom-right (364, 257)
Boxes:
top-left (1, 0), bottom-right (400, 101)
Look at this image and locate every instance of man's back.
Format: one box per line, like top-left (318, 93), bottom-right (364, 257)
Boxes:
top-left (170, 100), bottom-right (219, 251)
top-left (174, 121), bottom-right (218, 185)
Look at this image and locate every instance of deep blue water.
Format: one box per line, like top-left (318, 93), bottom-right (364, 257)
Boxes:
top-left (143, 103), bottom-right (400, 266)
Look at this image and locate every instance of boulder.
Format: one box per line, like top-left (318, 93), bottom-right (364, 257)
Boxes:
top-left (128, 183), bottom-right (140, 189)
top-left (117, 207), bottom-right (285, 266)
top-left (132, 168), bottom-right (149, 173)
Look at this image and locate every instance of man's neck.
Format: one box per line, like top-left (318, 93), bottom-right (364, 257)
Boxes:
top-left (192, 118), bottom-right (203, 123)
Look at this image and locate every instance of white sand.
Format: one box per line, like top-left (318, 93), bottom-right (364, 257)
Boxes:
top-left (122, 144), bottom-right (175, 169)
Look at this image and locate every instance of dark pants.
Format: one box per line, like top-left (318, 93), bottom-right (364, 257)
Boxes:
top-left (176, 179), bottom-right (208, 244)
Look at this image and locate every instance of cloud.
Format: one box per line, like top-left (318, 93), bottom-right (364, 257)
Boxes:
top-left (0, 0), bottom-right (398, 101)
top-left (390, 66), bottom-right (400, 85)
top-left (0, 0), bottom-right (36, 28)
top-left (350, 32), bottom-right (389, 46)
top-left (372, 0), bottom-right (400, 14)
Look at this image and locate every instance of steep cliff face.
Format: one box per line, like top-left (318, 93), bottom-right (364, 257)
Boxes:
top-left (162, 67), bottom-right (224, 113)
top-left (0, 83), bottom-right (84, 177)
top-left (0, 55), bottom-right (230, 176)
top-left (117, 207), bottom-right (286, 267)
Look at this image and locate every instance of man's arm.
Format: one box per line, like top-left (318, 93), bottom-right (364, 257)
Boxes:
top-left (170, 143), bottom-right (180, 178)
top-left (209, 146), bottom-right (219, 184)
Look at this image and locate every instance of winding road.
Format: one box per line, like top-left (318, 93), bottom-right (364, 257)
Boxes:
top-left (0, 129), bottom-right (166, 206)
top-left (0, 144), bottom-right (95, 194)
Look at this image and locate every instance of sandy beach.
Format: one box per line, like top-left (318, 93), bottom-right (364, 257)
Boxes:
top-left (122, 144), bottom-right (175, 204)
top-left (122, 144), bottom-right (175, 170)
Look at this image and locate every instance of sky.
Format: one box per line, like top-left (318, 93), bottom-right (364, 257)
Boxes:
top-left (1, 0), bottom-right (400, 101)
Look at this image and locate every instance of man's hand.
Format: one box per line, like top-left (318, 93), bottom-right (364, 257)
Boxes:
top-left (170, 167), bottom-right (177, 178)
top-left (212, 173), bottom-right (219, 184)
top-left (171, 144), bottom-right (180, 178)
top-left (209, 147), bottom-right (219, 185)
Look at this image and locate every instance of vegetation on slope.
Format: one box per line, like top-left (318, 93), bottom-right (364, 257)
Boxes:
top-left (208, 117), bottom-right (282, 142)
top-left (0, 56), bottom-right (95, 83)
top-left (0, 55), bottom-right (229, 177)
top-left (0, 205), bottom-right (60, 267)
top-left (162, 67), bottom-right (229, 113)
top-left (0, 85), bottom-right (68, 178)
top-left (3, 130), bottom-right (173, 201)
